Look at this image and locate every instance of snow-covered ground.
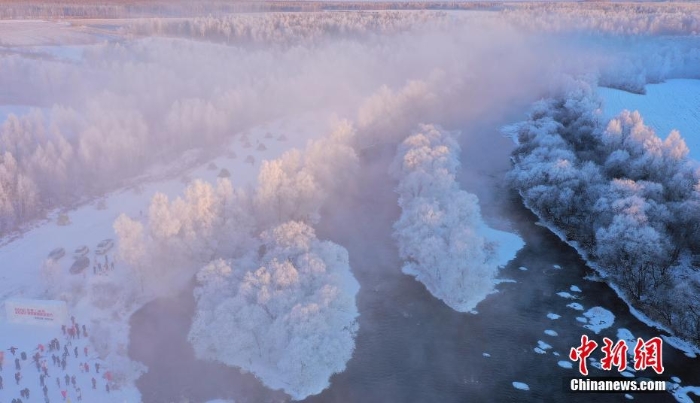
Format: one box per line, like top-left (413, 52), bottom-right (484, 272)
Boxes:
top-left (599, 79), bottom-right (700, 161)
top-left (0, 111), bottom-right (332, 402)
top-left (0, 320), bottom-right (132, 402)
top-left (0, 20), bottom-right (103, 46)
top-left (481, 226), bottom-right (524, 272)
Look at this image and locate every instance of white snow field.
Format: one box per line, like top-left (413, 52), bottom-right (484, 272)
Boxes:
top-left (0, 20), bottom-right (100, 47)
top-left (0, 110), bottom-right (330, 402)
top-left (0, 319), bottom-right (129, 402)
top-left (599, 79), bottom-right (700, 161)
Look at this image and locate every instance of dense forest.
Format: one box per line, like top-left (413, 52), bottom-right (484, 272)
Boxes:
top-left (509, 80), bottom-right (700, 344)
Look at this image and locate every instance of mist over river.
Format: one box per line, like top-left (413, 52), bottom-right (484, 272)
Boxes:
top-left (129, 118), bottom-right (700, 403)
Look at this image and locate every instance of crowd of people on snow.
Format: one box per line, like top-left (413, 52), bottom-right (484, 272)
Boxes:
top-left (92, 254), bottom-right (116, 276)
top-left (1, 315), bottom-right (115, 402)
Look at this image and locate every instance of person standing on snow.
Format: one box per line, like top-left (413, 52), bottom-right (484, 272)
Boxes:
top-left (91, 377), bottom-right (96, 389)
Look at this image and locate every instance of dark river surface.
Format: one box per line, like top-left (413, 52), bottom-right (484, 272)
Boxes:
top-left (129, 127), bottom-right (700, 403)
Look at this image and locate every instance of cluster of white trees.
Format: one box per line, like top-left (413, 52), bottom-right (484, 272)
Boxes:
top-left (255, 120), bottom-right (358, 229)
top-left (0, 99), bottom-right (248, 234)
top-left (114, 178), bottom-right (255, 295)
top-left (0, 21), bottom-right (374, 236)
top-left (504, 2), bottom-right (700, 36)
top-left (125, 11), bottom-right (456, 46)
top-left (0, 2), bottom-right (497, 20)
top-left (113, 121), bottom-right (360, 399)
top-left (7, 2), bottom-right (697, 236)
top-left (509, 80), bottom-right (700, 344)
top-left (0, 151), bottom-right (40, 230)
top-left (500, 3), bottom-right (700, 94)
top-left (114, 120), bottom-right (358, 295)
top-left (188, 221), bottom-right (360, 400)
top-left (390, 124), bottom-right (511, 313)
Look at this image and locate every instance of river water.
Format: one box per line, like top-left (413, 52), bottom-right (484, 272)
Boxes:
top-left (129, 126), bottom-right (700, 403)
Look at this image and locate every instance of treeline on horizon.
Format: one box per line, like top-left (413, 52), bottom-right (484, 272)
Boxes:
top-left (0, 1), bottom-right (504, 19)
top-left (2, 1), bottom-right (700, 21)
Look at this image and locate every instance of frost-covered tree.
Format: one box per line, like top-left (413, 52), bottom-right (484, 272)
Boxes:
top-left (255, 151), bottom-right (324, 228)
top-left (189, 221), bottom-right (360, 400)
top-left (595, 192), bottom-right (673, 299)
top-left (113, 214), bottom-right (148, 292)
top-left (254, 120), bottom-right (358, 228)
top-left (148, 179), bottom-right (256, 260)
